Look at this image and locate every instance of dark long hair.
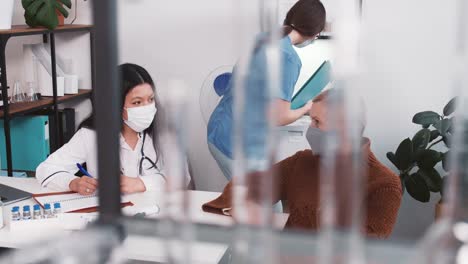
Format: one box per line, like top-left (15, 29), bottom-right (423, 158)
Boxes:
top-left (282, 0), bottom-right (326, 38)
top-left (79, 63), bottom-right (163, 163)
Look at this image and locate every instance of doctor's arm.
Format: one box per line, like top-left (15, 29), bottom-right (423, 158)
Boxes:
top-left (36, 128), bottom-right (96, 193)
top-left (132, 158), bottom-right (190, 193)
top-left (273, 99), bottom-right (312, 126)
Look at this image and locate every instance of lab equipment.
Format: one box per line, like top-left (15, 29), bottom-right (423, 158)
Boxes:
top-left (26, 81), bottom-right (39, 102)
top-left (33, 204), bottom-right (42, 219)
top-left (53, 203), bottom-right (62, 214)
top-left (33, 192), bottom-right (131, 213)
top-left (11, 206), bottom-right (20, 221)
top-left (11, 81), bottom-right (25, 103)
top-left (44, 203), bottom-right (53, 218)
top-left (22, 205), bottom-right (31, 220)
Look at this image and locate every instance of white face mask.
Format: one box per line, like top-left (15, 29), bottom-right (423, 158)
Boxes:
top-left (124, 104), bottom-right (157, 132)
top-left (295, 39), bottom-right (315, 48)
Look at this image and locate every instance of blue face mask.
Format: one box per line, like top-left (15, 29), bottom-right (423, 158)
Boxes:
top-left (295, 39), bottom-right (315, 48)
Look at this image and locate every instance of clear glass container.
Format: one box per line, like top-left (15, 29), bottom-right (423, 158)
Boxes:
top-left (26, 81), bottom-right (39, 102)
top-left (11, 80), bottom-right (25, 103)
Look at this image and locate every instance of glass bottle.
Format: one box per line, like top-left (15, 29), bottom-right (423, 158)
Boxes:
top-left (11, 81), bottom-right (25, 103)
top-left (22, 205), bottom-right (31, 220)
top-left (11, 206), bottom-right (20, 221)
top-left (33, 204), bottom-right (42, 219)
top-left (26, 81), bottom-right (39, 102)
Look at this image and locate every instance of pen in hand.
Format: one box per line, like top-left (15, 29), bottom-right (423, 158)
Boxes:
top-left (76, 163), bottom-right (93, 178)
top-left (71, 163), bottom-right (97, 195)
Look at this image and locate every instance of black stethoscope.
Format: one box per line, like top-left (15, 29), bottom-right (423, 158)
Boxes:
top-left (138, 133), bottom-right (160, 176)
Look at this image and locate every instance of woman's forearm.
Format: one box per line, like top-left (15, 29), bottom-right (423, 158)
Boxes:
top-left (274, 99), bottom-right (312, 126)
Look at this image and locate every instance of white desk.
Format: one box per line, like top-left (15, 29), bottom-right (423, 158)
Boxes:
top-left (0, 177), bottom-right (289, 263)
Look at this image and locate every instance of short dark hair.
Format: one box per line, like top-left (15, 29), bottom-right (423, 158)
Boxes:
top-left (282, 0), bottom-right (327, 37)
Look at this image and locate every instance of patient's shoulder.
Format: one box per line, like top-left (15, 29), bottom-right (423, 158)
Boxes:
top-left (367, 151), bottom-right (402, 193)
top-left (294, 149), bottom-right (318, 160)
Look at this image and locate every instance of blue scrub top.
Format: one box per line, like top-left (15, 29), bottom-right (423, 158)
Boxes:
top-left (207, 36), bottom-right (302, 161)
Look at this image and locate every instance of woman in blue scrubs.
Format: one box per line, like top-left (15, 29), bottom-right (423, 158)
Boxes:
top-left (208, 0), bottom-right (327, 180)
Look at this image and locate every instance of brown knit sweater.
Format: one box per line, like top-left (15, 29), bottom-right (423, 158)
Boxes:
top-left (202, 139), bottom-right (403, 238)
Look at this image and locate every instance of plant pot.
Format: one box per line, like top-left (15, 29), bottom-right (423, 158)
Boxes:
top-left (0, 0), bottom-right (15, 30)
top-left (435, 199), bottom-right (445, 220)
top-left (56, 1), bottom-right (65, 26)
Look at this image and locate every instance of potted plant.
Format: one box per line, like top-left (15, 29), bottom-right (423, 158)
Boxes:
top-left (0, 0), bottom-right (15, 30)
top-left (21, 0), bottom-right (72, 30)
top-left (387, 97), bottom-right (456, 218)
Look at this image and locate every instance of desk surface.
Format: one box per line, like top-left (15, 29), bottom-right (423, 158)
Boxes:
top-left (0, 177), bottom-right (289, 263)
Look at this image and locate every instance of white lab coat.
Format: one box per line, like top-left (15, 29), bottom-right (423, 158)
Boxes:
top-left (36, 128), bottom-right (167, 191)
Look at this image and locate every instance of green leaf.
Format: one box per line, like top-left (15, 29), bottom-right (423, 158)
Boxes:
top-left (412, 129), bottom-right (431, 151)
top-left (442, 151), bottom-right (450, 171)
top-left (433, 119), bottom-right (451, 136)
top-left (413, 111), bottom-right (440, 126)
top-left (22, 0), bottom-right (72, 30)
top-left (387, 152), bottom-right (399, 169)
top-left (430, 130), bottom-right (441, 142)
top-left (61, 0), bottom-right (72, 8)
top-left (418, 169), bottom-right (442, 193)
top-left (415, 149), bottom-right (442, 170)
top-left (405, 173), bottom-right (430, 203)
top-left (395, 138), bottom-right (413, 171)
top-left (443, 97), bottom-right (457, 116)
top-left (55, 4), bottom-right (69, 18)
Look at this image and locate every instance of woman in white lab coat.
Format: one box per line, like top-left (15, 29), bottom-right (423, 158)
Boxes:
top-left (36, 63), bottom-right (166, 195)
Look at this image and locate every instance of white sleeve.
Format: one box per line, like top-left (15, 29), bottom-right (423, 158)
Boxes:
top-left (36, 128), bottom-right (90, 191)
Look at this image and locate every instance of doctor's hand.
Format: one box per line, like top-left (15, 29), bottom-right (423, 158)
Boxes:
top-left (121, 176), bottom-right (146, 194)
top-left (70, 177), bottom-right (98, 195)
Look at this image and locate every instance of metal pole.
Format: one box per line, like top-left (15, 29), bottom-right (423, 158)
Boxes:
top-left (49, 33), bottom-right (61, 150)
top-left (92, 0), bottom-right (121, 221)
top-left (0, 36), bottom-right (13, 176)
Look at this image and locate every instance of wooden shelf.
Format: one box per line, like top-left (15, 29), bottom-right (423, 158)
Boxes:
top-left (0, 89), bottom-right (92, 118)
top-left (0, 24), bottom-right (93, 37)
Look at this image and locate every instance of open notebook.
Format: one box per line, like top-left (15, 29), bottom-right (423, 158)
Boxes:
top-left (33, 192), bottom-right (132, 213)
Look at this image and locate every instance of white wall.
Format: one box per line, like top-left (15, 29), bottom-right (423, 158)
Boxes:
top-left (6, 0), bottom-right (93, 128)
